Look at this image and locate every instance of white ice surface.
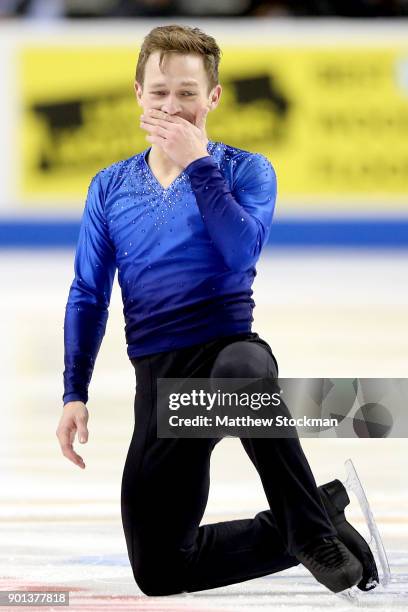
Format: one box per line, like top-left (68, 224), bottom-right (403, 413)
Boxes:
top-left (0, 250), bottom-right (407, 610)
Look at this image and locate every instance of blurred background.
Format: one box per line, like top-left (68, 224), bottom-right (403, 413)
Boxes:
top-left (0, 4), bottom-right (407, 611)
top-left (1, 0), bottom-right (408, 17)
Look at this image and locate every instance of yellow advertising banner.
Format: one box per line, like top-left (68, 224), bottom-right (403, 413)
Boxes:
top-left (19, 45), bottom-right (408, 208)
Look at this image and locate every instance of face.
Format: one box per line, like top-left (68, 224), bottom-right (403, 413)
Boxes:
top-left (134, 50), bottom-right (221, 125)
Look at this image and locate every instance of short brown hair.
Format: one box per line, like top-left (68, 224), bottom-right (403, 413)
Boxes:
top-left (136, 24), bottom-right (221, 94)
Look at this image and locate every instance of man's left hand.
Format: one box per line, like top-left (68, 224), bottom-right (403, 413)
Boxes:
top-left (140, 107), bottom-right (210, 168)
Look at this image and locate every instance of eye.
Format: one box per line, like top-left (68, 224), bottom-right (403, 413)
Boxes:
top-left (181, 92), bottom-right (196, 96)
top-left (151, 91), bottom-right (166, 96)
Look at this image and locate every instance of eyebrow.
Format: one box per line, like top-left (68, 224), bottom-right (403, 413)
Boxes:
top-left (149, 80), bottom-right (199, 87)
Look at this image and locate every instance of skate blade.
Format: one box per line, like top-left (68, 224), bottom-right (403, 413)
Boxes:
top-left (336, 581), bottom-right (383, 605)
top-left (336, 584), bottom-right (361, 603)
top-left (341, 458), bottom-right (391, 588)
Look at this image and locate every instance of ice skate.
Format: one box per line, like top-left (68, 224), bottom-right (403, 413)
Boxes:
top-left (318, 458), bottom-right (391, 602)
top-left (342, 458), bottom-right (391, 587)
top-left (318, 477), bottom-right (379, 591)
top-left (295, 534), bottom-right (363, 593)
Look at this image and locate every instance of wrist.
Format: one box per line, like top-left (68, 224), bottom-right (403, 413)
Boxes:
top-left (184, 154), bottom-right (215, 175)
top-left (184, 148), bottom-right (209, 168)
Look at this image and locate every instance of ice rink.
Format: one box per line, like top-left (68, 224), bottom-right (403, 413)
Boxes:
top-left (1, 249), bottom-right (408, 610)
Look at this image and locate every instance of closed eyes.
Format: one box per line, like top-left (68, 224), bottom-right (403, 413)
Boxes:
top-left (151, 92), bottom-right (196, 96)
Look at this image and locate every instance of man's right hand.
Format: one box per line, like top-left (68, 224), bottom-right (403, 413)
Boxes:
top-left (56, 401), bottom-right (89, 469)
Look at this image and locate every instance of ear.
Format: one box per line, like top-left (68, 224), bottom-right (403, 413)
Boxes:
top-left (209, 84), bottom-right (222, 111)
top-left (134, 80), bottom-right (143, 107)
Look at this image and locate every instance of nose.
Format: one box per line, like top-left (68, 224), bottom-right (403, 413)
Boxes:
top-left (161, 94), bottom-right (182, 115)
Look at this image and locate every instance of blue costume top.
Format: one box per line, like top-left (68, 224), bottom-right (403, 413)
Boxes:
top-left (63, 140), bottom-right (277, 405)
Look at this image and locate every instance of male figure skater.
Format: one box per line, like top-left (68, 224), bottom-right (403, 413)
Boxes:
top-left (57, 24), bottom-right (378, 597)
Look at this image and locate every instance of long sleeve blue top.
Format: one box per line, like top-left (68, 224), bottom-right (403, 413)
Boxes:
top-left (63, 140), bottom-right (277, 405)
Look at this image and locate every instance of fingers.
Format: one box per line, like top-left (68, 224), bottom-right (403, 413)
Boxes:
top-left (56, 413), bottom-right (88, 469)
top-left (140, 121), bottom-right (170, 140)
top-left (140, 114), bottom-right (182, 140)
top-left (140, 115), bottom-right (172, 146)
top-left (143, 107), bottom-right (207, 130)
top-left (143, 109), bottom-right (184, 124)
top-left (57, 426), bottom-right (86, 469)
top-left (62, 439), bottom-right (85, 469)
top-left (140, 115), bottom-right (173, 128)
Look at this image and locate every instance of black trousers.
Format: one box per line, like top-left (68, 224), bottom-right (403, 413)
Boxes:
top-left (121, 331), bottom-right (337, 596)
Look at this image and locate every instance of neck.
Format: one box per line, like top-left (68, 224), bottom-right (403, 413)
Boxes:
top-left (148, 144), bottom-right (184, 174)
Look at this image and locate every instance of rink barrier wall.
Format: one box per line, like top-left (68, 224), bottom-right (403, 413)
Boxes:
top-left (0, 218), bottom-right (407, 248)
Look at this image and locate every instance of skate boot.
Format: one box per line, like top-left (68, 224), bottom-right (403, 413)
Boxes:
top-left (318, 477), bottom-right (379, 591)
top-left (296, 534), bottom-right (363, 593)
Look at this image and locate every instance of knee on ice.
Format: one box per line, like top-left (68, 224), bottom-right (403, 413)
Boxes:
top-left (132, 555), bottom-right (187, 597)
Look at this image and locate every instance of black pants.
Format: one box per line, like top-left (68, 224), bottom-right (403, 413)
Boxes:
top-left (121, 331), bottom-right (337, 596)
